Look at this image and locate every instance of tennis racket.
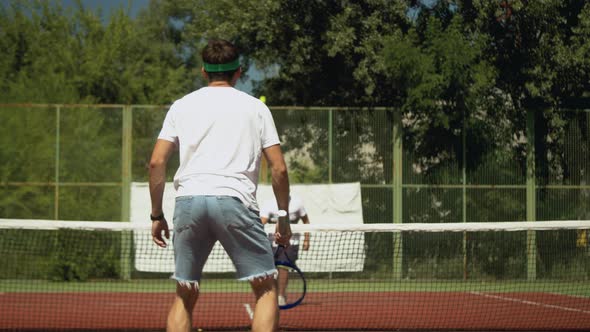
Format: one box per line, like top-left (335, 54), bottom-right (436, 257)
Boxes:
top-left (274, 244), bottom-right (306, 310)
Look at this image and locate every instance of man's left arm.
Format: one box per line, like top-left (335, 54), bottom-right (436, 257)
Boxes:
top-left (149, 139), bottom-right (176, 248)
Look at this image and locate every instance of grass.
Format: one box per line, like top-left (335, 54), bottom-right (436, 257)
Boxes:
top-left (1, 278), bottom-right (588, 297)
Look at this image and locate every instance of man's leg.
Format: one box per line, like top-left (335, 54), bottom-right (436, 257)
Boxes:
top-left (277, 268), bottom-right (289, 304)
top-left (167, 283), bottom-right (199, 332)
top-left (212, 197), bottom-right (279, 330)
top-left (250, 275), bottom-right (279, 332)
top-left (278, 245), bottom-right (298, 304)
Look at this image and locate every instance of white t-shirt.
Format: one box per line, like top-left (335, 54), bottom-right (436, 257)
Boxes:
top-left (260, 196), bottom-right (308, 243)
top-left (158, 87), bottom-right (280, 210)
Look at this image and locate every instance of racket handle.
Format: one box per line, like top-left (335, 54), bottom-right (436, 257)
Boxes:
top-left (277, 210), bottom-right (291, 238)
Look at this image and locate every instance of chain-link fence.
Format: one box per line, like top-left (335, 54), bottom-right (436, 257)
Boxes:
top-left (2, 103), bottom-right (589, 280)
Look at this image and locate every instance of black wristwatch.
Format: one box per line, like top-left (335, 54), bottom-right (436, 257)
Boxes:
top-left (150, 213), bottom-right (164, 221)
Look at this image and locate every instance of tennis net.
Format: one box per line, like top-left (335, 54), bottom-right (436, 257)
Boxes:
top-left (1, 219), bottom-right (589, 331)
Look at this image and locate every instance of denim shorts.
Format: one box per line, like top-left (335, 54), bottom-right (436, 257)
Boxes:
top-left (172, 195), bottom-right (277, 285)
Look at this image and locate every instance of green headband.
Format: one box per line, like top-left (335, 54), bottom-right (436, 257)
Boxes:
top-left (203, 58), bottom-right (240, 73)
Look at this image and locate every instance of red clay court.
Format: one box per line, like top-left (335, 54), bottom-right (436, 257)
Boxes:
top-left (1, 291), bottom-right (589, 331)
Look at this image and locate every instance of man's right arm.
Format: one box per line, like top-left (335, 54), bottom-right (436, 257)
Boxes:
top-left (262, 144), bottom-right (291, 245)
top-left (149, 139), bottom-right (176, 248)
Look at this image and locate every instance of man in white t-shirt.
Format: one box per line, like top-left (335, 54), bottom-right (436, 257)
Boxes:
top-left (149, 39), bottom-right (291, 332)
top-left (260, 194), bottom-right (310, 306)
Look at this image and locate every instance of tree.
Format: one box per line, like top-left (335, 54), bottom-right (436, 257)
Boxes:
top-left (382, 14), bottom-right (499, 176)
top-left (0, 0), bottom-right (194, 220)
top-left (455, 1), bottom-right (590, 188)
top-left (157, 0), bottom-right (410, 106)
top-left (0, 0), bottom-right (192, 104)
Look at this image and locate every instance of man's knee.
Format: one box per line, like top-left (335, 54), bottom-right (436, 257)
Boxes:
top-left (250, 275), bottom-right (277, 300)
top-left (175, 282), bottom-right (199, 310)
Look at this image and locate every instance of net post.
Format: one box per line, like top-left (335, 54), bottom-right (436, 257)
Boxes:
top-left (327, 107), bottom-right (334, 282)
top-left (328, 108), bottom-right (333, 183)
top-left (393, 107), bottom-right (403, 280)
top-left (120, 105), bottom-right (133, 280)
top-left (526, 107), bottom-right (537, 281)
top-left (462, 108), bottom-right (468, 280)
top-left (54, 105), bottom-right (61, 220)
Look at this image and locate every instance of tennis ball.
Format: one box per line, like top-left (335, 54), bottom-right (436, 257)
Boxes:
top-left (259, 95), bottom-right (267, 103)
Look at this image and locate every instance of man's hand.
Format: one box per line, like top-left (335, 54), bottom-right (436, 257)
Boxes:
top-left (151, 217), bottom-right (170, 248)
top-left (303, 237), bottom-right (310, 251)
top-left (275, 217), bottom-right (292, 247)
top-left (274, 230), bottom-right (292, 247)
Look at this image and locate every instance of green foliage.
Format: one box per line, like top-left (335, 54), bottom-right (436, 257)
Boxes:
top-left (0, 105), bottom-right (125, 220)
top-left (50, 229), bottom-right (120, 281)
top-left (271, 109), bottom-right (329, 183)
top-left (0, 229), bottom-right (121, 280)
top-left (383, 14), bottom-right (501, 178)
top-left (0, 0), bottom-right (192, 104)
top-left (159, 0), bottom-right (409, 106)
top-left (0, 0), bottom-right (193, 220)
top-left (0, 2), bottom-right (80, 102)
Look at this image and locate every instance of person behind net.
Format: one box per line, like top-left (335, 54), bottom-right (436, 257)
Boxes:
top-left (260, 194), bottom-right (310, 306)
top-left (149, 38), bottom-right (292, 332)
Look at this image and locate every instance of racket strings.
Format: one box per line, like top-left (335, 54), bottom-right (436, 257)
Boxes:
top-left (274, 246), bottom-right (306, 310)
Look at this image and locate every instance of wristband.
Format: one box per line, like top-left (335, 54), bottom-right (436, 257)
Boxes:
top-left (150, 213), bottom-right (164, 221)
top-left (277, 210), bottom-right (288, 218)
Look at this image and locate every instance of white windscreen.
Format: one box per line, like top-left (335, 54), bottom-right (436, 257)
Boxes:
top-left (130, 182), bottom-right (365, 273)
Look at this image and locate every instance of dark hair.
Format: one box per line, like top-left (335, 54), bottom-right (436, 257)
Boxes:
top-left (201, 39), bottom-right (239, 82)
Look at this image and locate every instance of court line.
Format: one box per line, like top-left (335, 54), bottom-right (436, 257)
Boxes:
top-left (470, 291), bottom-right (590, 315)
top-left (243, 303), bottom-right (254, 320)
top-left (549, 292), bottom-right (590, 300)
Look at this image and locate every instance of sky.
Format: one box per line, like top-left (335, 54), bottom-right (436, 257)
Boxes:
top-left (0, 0), bottom-right (149, 18)
top-left (60, 0), bottom-right (148, 18)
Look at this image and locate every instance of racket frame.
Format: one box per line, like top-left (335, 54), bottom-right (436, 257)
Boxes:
top-left (274, 259), bottom-right (307, 310)
top-left (274, 244), bottom-right (307, 310)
